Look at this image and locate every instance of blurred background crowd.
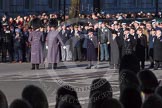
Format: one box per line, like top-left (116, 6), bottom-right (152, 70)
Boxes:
top-left (0, 12), bottom-right (162, 70)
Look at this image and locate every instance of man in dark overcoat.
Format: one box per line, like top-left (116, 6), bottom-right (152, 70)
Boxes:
top-left (153, 29), bottom-right (162, 70)
top-left (28, 18), bottom-right (44, 70)
top-left (110, 30), bottom-right (121, 69)
top-left (121, 28), bottom-right (135, 56)
top-left (135, 28), bottom-right (147, 69)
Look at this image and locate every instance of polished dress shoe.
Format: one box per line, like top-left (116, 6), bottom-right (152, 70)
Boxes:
top-left (85, 66), bottom-right (91, 69)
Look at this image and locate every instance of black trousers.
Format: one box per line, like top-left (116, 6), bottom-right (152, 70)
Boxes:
top-left (2, 43), bottom-right (13, 62)
top-left (73, 47), bottom-right (82, 61)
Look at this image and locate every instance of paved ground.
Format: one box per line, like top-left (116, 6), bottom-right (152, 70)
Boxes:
top-left (0, 61), bottom-right (162, 108)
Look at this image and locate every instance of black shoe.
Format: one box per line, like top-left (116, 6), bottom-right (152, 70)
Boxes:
top-left (36, 64), bottom-right (39, 70)
top-left (85, 66), bottom-right (91, 69)
top-left (31, 64), bottom-right (35, 70)
top-left (149, 65), bottom-right (154, 69)
top-left (31, 67), bottom-right (35, 70)
top-left (154, 67), bottom-right (158, 70)
top-left (91, 65), bottom-right (98, 69)
top-left (53, 63), bottom-right (57, 69)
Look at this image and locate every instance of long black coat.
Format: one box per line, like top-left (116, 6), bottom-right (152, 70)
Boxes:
top-left (85, 35), bottom-right (98, 61)
top-left (154, 36), bottom-right (162, 61)
top-left (110, 36), bottom-right (121, 65)
top-left (135, 34), bottom-right (147, 61)
top-left (122, 34), bottom-right (136, 56)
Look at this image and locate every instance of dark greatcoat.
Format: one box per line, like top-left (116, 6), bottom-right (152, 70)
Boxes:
top-left (154, 36), bottom-right (162, 61)
top-left (110, 36), bottom-right (121, 65)
top-left (85, 35), bottom-right (98, 61)
top-left (47, 30), bottom-right (64, 63)
top-left (122, 34), bottom-right (135, 56)
top-left (135, 34), bottom-right (147, 61)
top-left (28, 30), bottom-right (44, 64)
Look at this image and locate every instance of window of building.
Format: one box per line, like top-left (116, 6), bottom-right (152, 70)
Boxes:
top-left (48, 0), bottom-right (59, 10)
top-left (0, 0), bottom-right (3, 9)
top-left (48, 0), bottom-right (52, 8)
top-left (80, 0), bottom-right (93, 13)
top-left (101, 0), bottom-right (117, 10)
top-left (25, 0), bottom-right (33, 9)
top-left (141, 0), bottom-right (154, 8)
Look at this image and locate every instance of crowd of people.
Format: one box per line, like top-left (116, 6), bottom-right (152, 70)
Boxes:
top-left (0, 54), bottom-right (162, 108)
top-left (0, 12), bottom-right (162, 70)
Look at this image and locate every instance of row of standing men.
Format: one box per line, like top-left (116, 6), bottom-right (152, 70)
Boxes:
top-left (0, 20), bottom-right (162, 70)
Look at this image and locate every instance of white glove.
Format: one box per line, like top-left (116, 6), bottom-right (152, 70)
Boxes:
top-left (46, 45), bottom-right (48, 49)
top-left (63, 46), bottom-right (66, 49)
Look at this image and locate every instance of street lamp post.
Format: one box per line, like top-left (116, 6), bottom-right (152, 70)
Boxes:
top-left (64, 0), bottom-right (66, 20)
top-left (155, 0), bottom-right (159, 17)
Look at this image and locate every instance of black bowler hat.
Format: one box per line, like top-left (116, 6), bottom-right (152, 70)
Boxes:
top-left (57, 95), bottom-right (81, 108)
top-left (125, 28), bottom-right (130, 31)
top-left (111, 30), bottom-right (118, 35)
top-left (155, 86), bottom-right (162, 98)
top-left (137, 70), bottom-right (159, 94)
top-left (22, 85), bottom-right (48, 108)
top-left (120, 88), bottom-right (142, 108)
top-left (55, 85), bottom-right (78, 108)
top-left (141, 95), bottom-right (162, 108)
top-left (119, 69), bottom-right (140, 93)
top-left (49, 18), bottom-right (58, 28)
top-left (119, 54), bottom-right (140, 74)
top-left (88, 28), bottom-right (94, 33)
top-left (101, 98), bottom-right (123, 108)
top-left (89, 78), bottom-right (112, 98)
top-left (0, 90), bottom-right (8, 108)
top-left (10, 99), bottom-right (32, 108)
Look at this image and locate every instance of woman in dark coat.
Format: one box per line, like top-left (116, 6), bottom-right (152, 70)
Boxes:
top-left (110, 30), bottom-right (122, 69)
top-left (28, 18), bottom-right (44, 70)
top-left (153, 29), bottom-right (162, 70)
top-left (84, 28), bottom-right (98, 69)
top-left (46, 19), bottom-right (65, 69)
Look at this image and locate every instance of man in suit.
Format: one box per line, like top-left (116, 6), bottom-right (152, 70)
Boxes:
top-left (60, 25), bottom-right (72, 61)
top-left (71, 25), bottom-right (82, 61)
